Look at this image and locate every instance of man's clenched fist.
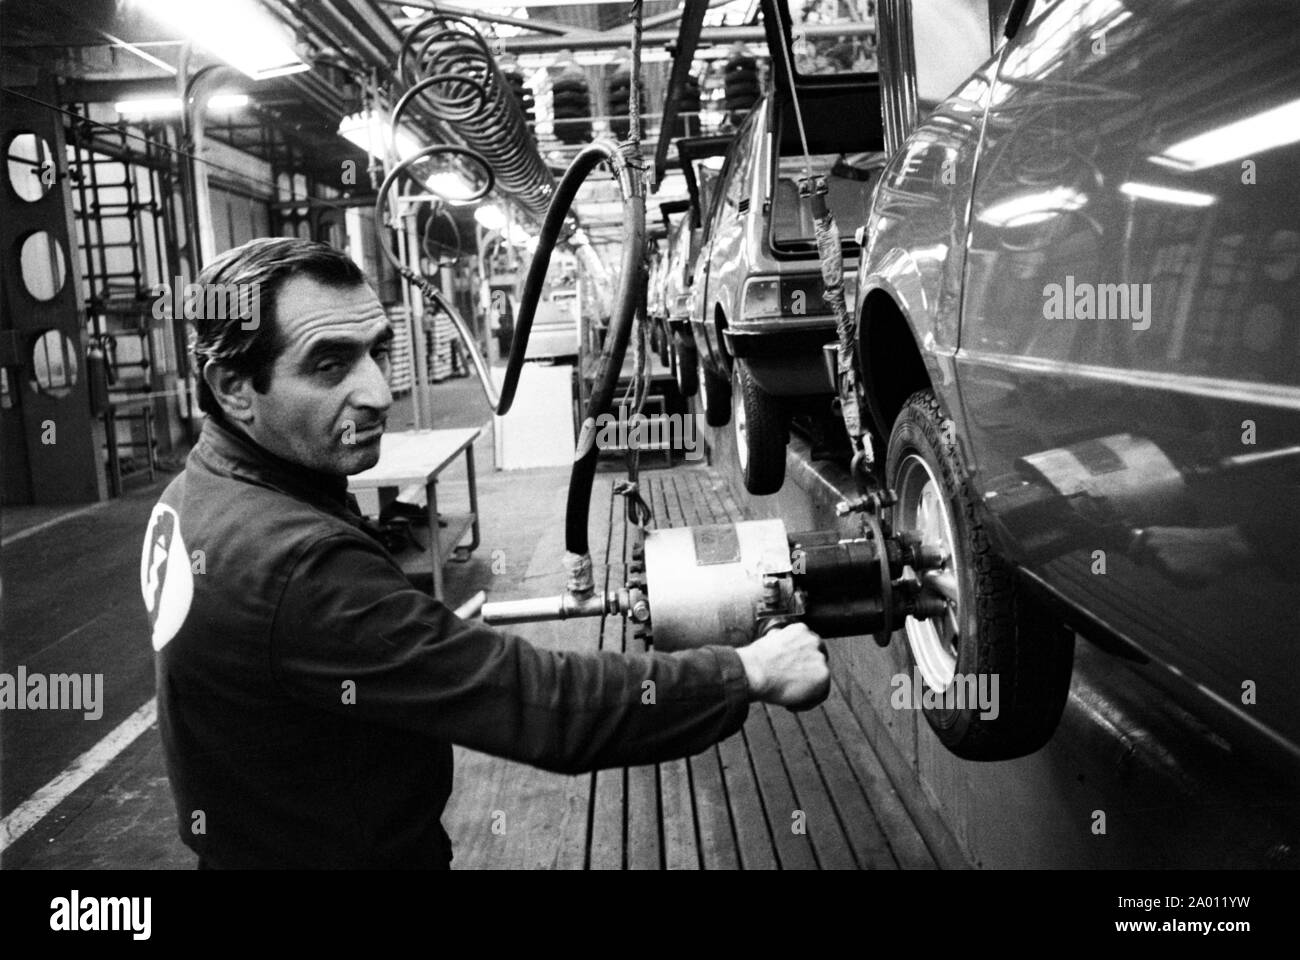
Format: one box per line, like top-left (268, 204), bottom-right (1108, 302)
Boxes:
top-left (736, 622), bottom-right (830, 711)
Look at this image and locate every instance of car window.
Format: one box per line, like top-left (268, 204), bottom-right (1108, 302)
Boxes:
top-left (790, 0), bottom-right (876, 77)
top-left (726, 145), bottom-right (753, 206)
top-left (911, 0), bottom-right (993, 113)
top-left (725, 112), bottom-right (761, 208)
top-left (770, 152), bottom-right (883, 249)
top-left (703, 110), bottom-right (761, 235)
top-left (698, 165), bottom-right (721, 222)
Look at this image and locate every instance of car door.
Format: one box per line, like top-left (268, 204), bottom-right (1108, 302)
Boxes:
top-left (957, 0), bottom-right (1300, 757)
top-left (700, 107), bottom-right (762, 367)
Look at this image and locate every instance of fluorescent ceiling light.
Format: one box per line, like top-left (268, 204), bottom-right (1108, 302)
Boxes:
top-left (115, 94), bottom-right (249, 117)
top-left (474, 203), bottom-right (507, 233)
top-left (425, 171), bottom-right (479, 204)
top-left (208, 94), bottom-right (250, 111)
top-left (473, 204), bottom-right (531, 244)
top-left (115, 98), bottom-right (183, 116)
top-left (1119, 181), bottom-right (1215, 207)
top-left (978, 187), bottom-right (1086, 227)
top-left (1149, 97), bottom-right (1300, 172)
top-left (337, 111), bottom-right (421, 161)
top-left (134, 0), bottom-right (309, 80)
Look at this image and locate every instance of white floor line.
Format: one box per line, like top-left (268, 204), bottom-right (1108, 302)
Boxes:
top-left (1, 501), bottom-right (111, 547)
top-left (0, 697), bottom-right (157, 852)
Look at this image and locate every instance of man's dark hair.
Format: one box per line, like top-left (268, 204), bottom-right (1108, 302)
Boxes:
top-left (191, 237), bottom-right (368, 418)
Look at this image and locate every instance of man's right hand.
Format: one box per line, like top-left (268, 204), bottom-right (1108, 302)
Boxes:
top-left (736, 622), bottom-right (830, 711)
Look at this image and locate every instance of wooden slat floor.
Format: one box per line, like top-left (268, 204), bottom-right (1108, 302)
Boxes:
top-left (443, 466), bottom-right (938, 869)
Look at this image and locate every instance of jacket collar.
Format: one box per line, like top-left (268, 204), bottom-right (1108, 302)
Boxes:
top-left (194, 416), bottom-right (360, 522)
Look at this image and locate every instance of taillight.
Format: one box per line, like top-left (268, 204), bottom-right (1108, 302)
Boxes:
top-left (742, 278), bottom-right (785, 319)
top-left (741, 274), bottom-right (859, 320)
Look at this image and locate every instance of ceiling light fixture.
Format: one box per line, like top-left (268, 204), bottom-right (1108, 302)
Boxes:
top-left (337, 111), bottom-right (421, 161)
top-left (115, 94), bottom-right (250, 117)
top-left (134, 0), bottom-right (310, 80)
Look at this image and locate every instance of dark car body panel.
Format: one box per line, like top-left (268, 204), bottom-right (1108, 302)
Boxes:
top-left (858, 0), bottom-right (1300, 759)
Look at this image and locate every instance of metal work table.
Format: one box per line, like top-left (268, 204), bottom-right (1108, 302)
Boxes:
top-left (348, 426), bottom-right (482, 599)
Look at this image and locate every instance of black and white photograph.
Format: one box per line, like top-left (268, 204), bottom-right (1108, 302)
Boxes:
top-left (0, 0), bottom-right (1295, 937)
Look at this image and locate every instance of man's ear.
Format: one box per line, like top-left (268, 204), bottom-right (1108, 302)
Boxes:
top-left (202, 361), bottom-right (256, 424)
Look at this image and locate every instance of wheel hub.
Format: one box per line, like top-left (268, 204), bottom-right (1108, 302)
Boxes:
top-left (895, 453), bottom-right (962, 691)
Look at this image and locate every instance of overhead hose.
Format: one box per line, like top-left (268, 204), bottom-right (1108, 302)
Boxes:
top-left (567, 150), bottom-right (646, 563)
top-left (379, 8), bottom-right (648, 596)
top-left (396, 14), bottom-right (556, 224)
top-left (774, 11), bottom-right (866, 459)
top-left (376, 138), bottom-right (646, 578)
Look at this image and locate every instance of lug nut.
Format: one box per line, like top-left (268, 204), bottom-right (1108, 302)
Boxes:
top-left (913, 543), bottom-right (947, 570)
top-left (762, 574), bottom-right (782, 608)
top-left (835, 496), bottom-right (869, 516)
top-left (911, 590), bottom-right (950, 620)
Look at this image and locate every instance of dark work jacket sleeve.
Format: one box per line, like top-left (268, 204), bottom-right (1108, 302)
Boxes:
top-left (270, 532), bottom-right (751, 774)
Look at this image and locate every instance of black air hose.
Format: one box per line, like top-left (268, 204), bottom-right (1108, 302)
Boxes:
top-left (375, 139), bottom-right (645, 568)
top-left (382, 10), bottom-right (647, 591)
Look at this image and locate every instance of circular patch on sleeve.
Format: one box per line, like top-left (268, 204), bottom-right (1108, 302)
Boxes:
top-left (140, 504), bottom-right (194, 651)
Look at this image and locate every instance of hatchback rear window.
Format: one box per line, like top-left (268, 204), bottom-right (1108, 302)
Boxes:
top-left (789, 0), bottom-right (876, 78)
top-left (770, 152), bottom-right (882, 250)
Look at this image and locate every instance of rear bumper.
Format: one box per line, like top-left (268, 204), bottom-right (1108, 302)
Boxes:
top-left (723, 318), bottom-right (836, 358)
top-left (724, 319), bottom-right (837, 396)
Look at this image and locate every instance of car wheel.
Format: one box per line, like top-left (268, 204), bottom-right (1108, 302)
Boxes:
top-left (886, 390), bottom-right (1074, 760)
top-left (654, 320), bottom-right (671, 366)
top-left (733, 361), bottom-right (788, 495)
top-left (697, 354), bottom-right (731, 427)
top-left (673, 330), bottom-right (698, 397)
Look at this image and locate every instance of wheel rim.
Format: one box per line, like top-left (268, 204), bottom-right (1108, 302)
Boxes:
top-left (733, 367), bottom-right (748, 471)
top-left (895, 453), bottom-right (962, 691)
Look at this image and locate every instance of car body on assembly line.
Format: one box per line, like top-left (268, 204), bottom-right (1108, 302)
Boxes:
top-left (690, 76), bottom-right (886, 495)
top-left (653, 201), bottom-right (704, 399)
top-left (853, 0), bottom-right (1300, 763)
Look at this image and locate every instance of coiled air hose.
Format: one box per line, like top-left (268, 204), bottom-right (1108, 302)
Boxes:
top-left (395, 14), bottom-right (556, 224)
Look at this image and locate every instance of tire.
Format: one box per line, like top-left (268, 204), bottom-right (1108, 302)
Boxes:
top-left (886, 390), bottom-right (1074, 760)
top-left (552, 91), bottom-right (590, 111)
top-left (654, 320), bottom-right (671, 365)
top-left (551, 80), bottom-right (588, 96)
top-left (673, 330), bottom-right (698, 397)
top-left (724, 79), bottom-right (761, 99)
top-left (733, 361), bottom-right (788, 495)
top-left (697, 354), bottom-right (731, 427)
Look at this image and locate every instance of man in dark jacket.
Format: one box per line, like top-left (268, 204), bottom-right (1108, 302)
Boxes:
top-left (141, 237), bottom-right (828, 869)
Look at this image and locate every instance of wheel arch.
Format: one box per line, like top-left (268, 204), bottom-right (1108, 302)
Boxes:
top-left (712, 301), bottom-right (733, 372)
top-left (856, 286), bottom-right (933, 446)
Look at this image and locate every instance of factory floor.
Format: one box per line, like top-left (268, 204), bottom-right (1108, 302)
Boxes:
top-left (1, 374), bottom-right (942, 870)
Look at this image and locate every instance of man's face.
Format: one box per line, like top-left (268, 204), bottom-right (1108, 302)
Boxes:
top-left (243, 275), bottom-right (394, 476)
